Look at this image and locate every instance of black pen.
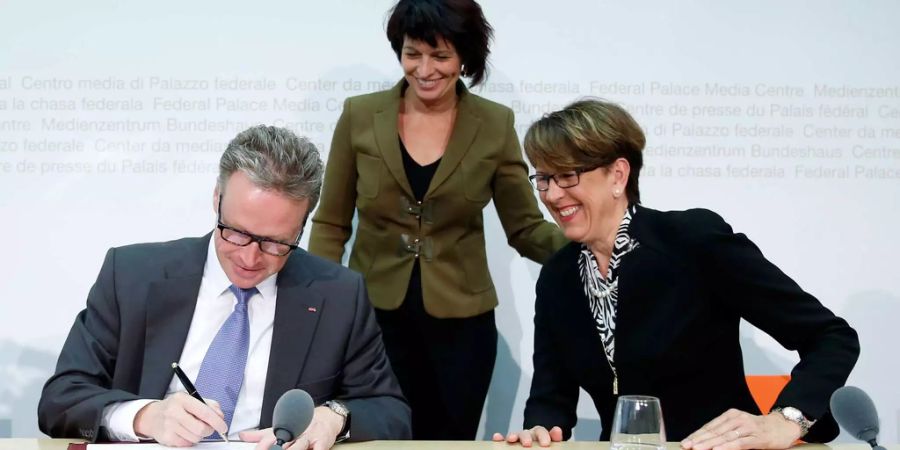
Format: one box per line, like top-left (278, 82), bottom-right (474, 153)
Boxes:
top-left (171, 362), bottom-right (229, 442)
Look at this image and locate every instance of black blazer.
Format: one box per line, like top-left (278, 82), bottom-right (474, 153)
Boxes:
top-left (524, 206), bottom-right (859, 442)
top-left (38, 233), bottom-right (410, 442)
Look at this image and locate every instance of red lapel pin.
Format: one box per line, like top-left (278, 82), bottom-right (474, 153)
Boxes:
top-left (308, 307), bottom-right (317, 313)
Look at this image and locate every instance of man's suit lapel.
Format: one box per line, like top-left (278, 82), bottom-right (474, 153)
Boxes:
top-left (426, 84), bottom-right (481, 198)
top-left (139, 234), bottom-right (210, 398)
top-left (374, 81), bottom-right (414, 198)
top-left (259, 250), bottom-right (325, 428)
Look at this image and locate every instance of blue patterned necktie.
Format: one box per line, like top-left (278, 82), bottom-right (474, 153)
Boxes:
top-left (195, 285), bottom-right (257, 434)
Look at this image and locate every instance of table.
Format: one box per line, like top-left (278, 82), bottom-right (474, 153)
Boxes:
top-left (0, 441), bottom-right (888, 450)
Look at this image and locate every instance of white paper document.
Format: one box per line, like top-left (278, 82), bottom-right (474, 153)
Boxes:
top-left (87, 443), bottom-right (256, 449)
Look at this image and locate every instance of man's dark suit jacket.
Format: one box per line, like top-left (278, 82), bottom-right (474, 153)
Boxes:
top-left (524, 206), bottom-right (859, 442)
top-left (38, 233), bottom-right (411, 442)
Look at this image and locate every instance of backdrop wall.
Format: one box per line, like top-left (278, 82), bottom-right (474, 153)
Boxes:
top-left (1, 0), bottom-right (898, 441)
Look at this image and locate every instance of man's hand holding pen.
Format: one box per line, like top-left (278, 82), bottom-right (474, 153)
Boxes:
top-left (130, 362), bottom-right (230, 446)
top-left (133, 392), bottom-right (228, 447)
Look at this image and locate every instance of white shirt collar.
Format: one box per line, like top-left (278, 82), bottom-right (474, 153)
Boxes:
top-left (203, 234), bottom-right (278, 301)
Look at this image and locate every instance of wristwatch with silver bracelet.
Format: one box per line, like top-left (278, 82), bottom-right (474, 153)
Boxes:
top-left (323, 400), bottom-right (351, 442)
top-left (771, 406), bottom-right (816, 437)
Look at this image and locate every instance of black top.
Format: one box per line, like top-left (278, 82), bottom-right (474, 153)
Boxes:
top-left (399, 137), bottom-right (441, 310)
top-left (400, 138), bottom-right (440, 201)
top-left (524, 205), bottom-right (859, 442)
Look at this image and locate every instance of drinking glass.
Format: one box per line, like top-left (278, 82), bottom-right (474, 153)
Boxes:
top-left (610, 395), bottom-right (667, 450)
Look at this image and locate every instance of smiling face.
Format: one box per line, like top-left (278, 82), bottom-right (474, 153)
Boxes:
top-left (400, 36), bottom-right (461, 106)
top-left (536, 159), bottom-right (631, 246)
top-left (213, 170), bottom-right (309, 289)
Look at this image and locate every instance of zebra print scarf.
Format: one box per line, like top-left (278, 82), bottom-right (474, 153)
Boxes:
top-left (578, 204), bottom-right (640, 372)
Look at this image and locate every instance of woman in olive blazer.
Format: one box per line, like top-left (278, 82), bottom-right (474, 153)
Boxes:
top-left (310, 79), bottom-right (563, 317)
top-left (308, 0), bottom-right (566, 439)
top-left (309, 81), bottom-right (567, 439)
top-left (309, 79), bottom-right (565, 438)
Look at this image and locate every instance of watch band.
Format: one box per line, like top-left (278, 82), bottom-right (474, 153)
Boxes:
top-left (771, 406), bottom-right (815, 437)
top-left (323, 400), bottom-right (351, 442)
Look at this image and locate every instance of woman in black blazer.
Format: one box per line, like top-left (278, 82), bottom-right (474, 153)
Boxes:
top-left (494, 99), bottom-right (859, 449)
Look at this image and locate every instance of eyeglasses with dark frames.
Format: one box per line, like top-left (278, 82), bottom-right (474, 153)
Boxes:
top-left (216, 194), bottom-right (301, 257)
top-left (528, 166), bottom-right (600, 192)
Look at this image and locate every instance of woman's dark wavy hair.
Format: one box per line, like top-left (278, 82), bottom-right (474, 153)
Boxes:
top-left (386, 0), bottom-right (493, 87)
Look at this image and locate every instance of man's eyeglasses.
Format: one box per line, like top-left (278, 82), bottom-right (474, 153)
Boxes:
top-left (217, 195), bottom-right (300, 257)
top-left (528, 166), bottom-right (599, 192)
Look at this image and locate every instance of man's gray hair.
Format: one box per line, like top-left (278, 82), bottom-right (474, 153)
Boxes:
top-left (217, 125), bottom-right (324, 210)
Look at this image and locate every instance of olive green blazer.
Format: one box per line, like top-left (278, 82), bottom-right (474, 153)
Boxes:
top-left (309, 80), bottom-right (566, 318)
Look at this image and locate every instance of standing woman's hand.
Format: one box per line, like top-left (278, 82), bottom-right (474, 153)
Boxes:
top-left (492, 426), bottom-right (564, 447)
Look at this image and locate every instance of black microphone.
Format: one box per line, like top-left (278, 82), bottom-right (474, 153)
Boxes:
top-left (270, 389), bottom-right (315, 450)
top-left (830, 386), bottom-right (886, 450)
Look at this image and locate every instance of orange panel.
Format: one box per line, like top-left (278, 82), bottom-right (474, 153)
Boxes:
top-left (745, 375), bottom-right (791, 414)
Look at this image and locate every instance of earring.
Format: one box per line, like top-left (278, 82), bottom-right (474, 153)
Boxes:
top-left (613, 189), bottom-right (621, 198)
top-left (460, 64), bottom-right (467, 76)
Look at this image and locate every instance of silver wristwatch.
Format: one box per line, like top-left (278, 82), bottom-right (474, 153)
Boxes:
top-left (771, 406), bottom-right (815, 437)
top-left (323, 400), bottom-right (351, 442)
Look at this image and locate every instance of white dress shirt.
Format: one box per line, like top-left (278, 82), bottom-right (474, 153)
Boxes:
top-left (101, 237), bottom-right (278, 441)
